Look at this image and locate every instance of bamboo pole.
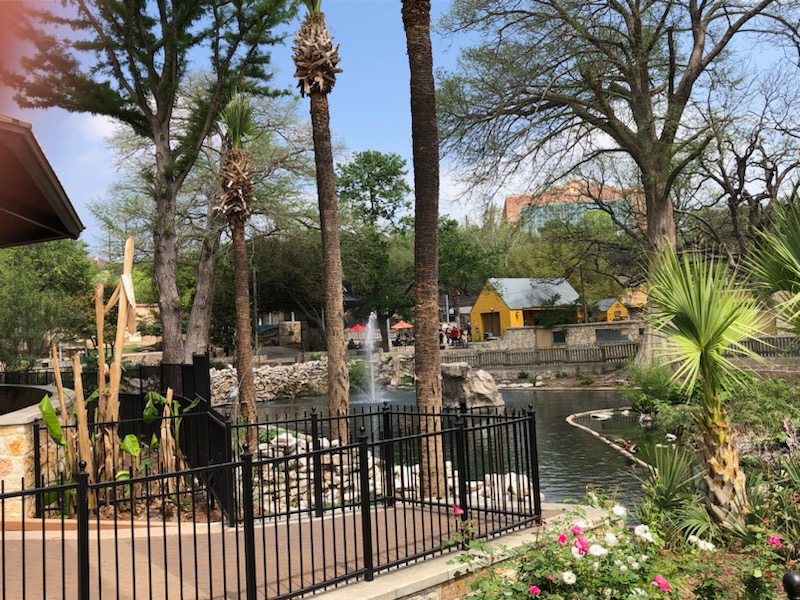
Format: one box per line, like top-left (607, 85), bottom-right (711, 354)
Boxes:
top-left (51, 344), bottom-right (75, 472)
top-left (94, 283), bottom-right (106, 398)
top-left (71, 356), bottom-right (94, 482)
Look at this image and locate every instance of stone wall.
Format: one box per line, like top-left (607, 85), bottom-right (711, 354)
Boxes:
top-left (211, 360), bottom-right (328, 405)
top-left (498, 320), bottom-right (645, 350)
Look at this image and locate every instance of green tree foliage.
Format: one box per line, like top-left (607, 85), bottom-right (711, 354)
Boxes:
top-left (4, 0), bottom-right (296, 362)
top-left (0, 240), bottom-right (95, 368)
top-left (337, 151), bottom-right (412, 225)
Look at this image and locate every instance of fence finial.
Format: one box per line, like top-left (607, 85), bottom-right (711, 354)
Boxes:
top-left (785, 571), bottom-right (800, 600)
top-left (78, 460), bottom-right (87, 473)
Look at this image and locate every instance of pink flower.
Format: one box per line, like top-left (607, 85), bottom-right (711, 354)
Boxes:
top-left (763, 518), bottom-right (769, 525)
top-left (571, 525), bottom-right (583, 535)
top-left (573, 536), bottom-right (589, 555)
top-left (453, 506), bottom-right (464, 516)
top-left (529, 585), bottom-right (541, 596)
top-left (558, 533), bottom-right (567, 546)
top-left (547, 574), bottom-right (554, 581)
top-left (767, 534), bottom-right (782, 548)
top-left (652, 575), bottom-right (671, 592)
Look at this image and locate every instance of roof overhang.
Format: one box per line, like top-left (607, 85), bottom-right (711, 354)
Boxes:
top-left (0, 115), bottom-right (84, 248)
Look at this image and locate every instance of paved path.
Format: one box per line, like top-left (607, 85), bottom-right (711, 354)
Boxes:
top-left (0, 505), bottom-right (552, 600)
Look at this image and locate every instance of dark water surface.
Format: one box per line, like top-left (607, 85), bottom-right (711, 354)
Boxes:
top-left (243, 388), bottom-right (643, 505)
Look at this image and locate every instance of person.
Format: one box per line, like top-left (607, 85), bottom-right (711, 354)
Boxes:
top-left (439, 328), bottom-right (445, 347)
top-left (394, 332), bottom-right (403, 347)
top-left (466, 324), bottom-right (472, 343)
top-left (445, 325), bottom-right (452, 345)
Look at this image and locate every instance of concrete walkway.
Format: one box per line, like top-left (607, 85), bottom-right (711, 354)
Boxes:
top-left (0, 504), bottom-right (555, 600)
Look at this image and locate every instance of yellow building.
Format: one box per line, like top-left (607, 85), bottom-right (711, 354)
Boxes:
top-left (596, 298), bottom-right (630, 321)
top-left (470, 278), bottom-right (580, 339)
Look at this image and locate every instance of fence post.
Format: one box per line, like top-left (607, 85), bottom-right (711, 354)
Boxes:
top-left (454, 414), bottom-right (469, 521)
top-left (241, 446), bottom-right (258, 600)
top-left (310, 407), bottom-right (324, 517)
top-left (76, 461), bottom-right (90, 600)
top-left (358, 427), bottom-right (375, 581)
top-left (785, 572), bottom-right (800, 599)
top-left (32, 423), bottom-right (42, 517)
top-left (381, 402), bottom-right (395, 507)
top-left (526, 405), bottom-right (542, 521)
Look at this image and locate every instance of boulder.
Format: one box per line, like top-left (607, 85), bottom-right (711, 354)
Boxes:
top-left (441, 362), bottom-right (504, 409)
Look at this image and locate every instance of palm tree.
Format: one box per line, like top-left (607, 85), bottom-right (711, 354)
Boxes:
top-left (293, 0), bottom-right (349, 440)
top-left (219, 92), bottom-right (259, 450)
top-left (648, 249), bottom-right (767, 523)
top-left (402, 0), bottom-right (445, 499)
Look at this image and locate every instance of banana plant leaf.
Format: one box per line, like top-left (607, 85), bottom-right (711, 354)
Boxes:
top-left (38, 395), bottom-right (65, 446)
top-left (120, 434), bottom-right (141, 458)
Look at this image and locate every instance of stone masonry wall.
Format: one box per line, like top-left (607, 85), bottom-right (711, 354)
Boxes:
top-left (0, 423), bottom-right (35, 517)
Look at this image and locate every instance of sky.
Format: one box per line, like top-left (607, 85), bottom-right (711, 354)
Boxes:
top-left (0, 0), bottom-right (481, 254)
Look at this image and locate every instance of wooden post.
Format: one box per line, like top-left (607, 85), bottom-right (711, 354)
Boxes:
top-left (71, 356), bottom-right (94, 482)
top-left (94, 283), bottom-right (106, 398)
top-left (51, 344), bottom-right (75, 472)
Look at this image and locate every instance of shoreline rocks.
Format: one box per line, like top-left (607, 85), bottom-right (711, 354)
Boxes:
top-left (211, 361), bottom-right (328, 405)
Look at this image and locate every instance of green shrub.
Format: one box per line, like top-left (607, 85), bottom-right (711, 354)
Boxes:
top-left (624, 364), bottom-right (697, 414)
top-left (726, 377), bottom-right (800, 437)
top-left (306, 352), bottom-right (322, 362)
top-left (348, 361), bottom-right (368, 390)
top-left (652, 404), bottom-right (699, 437)
top-left (517, 371), bottom-right (529, 379)
top-left (399, 374), bottom-right (414, 387)
top-left (578, 374), bottom-right (595, 385)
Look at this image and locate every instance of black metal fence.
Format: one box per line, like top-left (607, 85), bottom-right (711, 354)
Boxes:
top-left (2, 407), bottom-right (541, 600)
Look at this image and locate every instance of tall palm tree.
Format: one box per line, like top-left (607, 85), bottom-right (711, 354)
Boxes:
top-left (293, 0), bottom-right (349, 440)
top-left (219, 92), bottom-right (259, 450)
top-left (648, 250), bottom-right (767, 524)
top-left (402, 0), bottom-right (445, 498)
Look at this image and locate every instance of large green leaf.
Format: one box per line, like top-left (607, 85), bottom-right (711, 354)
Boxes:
top-left (120, 434), bottom-right (141, 458)
top-left (38, 395), bottom-right (65, 446)
top-left (142, 397), bottom-right (160, 424)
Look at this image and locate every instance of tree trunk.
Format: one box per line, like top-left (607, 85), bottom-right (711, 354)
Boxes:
top-left (378, 312), bottom-right (390, 352)
top-left (310, 91), bottom-right (349, 442)
top-left (184, 215), bottom-right (223, 362)
top-left (636, 164), bottom-right (678, 365)
top-left (403, 0), bottom-right (445, 500)
top-left (232, 222), bottom-right (258, 451)
top-left (153, 138), bottom-right (184, 366)
top-left (699, 405), bottom-right (746, 525)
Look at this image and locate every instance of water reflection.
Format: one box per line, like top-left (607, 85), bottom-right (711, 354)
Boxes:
top-left (244, 388), bottom-right (643, 506)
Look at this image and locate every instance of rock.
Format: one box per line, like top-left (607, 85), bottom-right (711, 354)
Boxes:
top-left (441, 362), bottom-right (504, 409)
top-left (535, 375), bottom-right (543, 382)
top-left (534, 381), bottom-right (546, 387)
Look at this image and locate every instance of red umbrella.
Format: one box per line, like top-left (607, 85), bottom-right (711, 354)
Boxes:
top-left (390, 320), bottom-right (413, 330)
top-left (347, 324), bottom-right (367, 332)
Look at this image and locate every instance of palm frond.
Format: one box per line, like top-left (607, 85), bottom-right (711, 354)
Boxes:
top-left (647, 249), bottom-right (768, 397)
top-left (667, 501), bottom-right (717, 541)
top-left (302, 0), bottom-right (323, 15)
top-left (220, 91), bottom-right (259, 149)
top-left (635, 444), bottom-right (699, 511)
top-left (750, 204), bottom-right (800, 333)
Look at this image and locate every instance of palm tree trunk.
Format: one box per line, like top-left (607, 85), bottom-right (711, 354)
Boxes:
top-left (232, 221), bottom-right (258, 451)
top-left (699, 405), bottom-right (746, 524)
top-left (310, 91), bottom-right (349, 442)
top-left (403, 0), bottom-right (445, 499)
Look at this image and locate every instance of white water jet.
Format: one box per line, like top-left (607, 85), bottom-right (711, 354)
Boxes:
top-left (365, 312), bottom-right (383, 403)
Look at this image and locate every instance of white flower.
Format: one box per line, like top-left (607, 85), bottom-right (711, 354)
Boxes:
top-left (604, 589), bottom-right (613, 599)
top-left (619, 564), bottom-right (628, 572)
top-left (612, 504), bottom-right (627, 517)
top-left (687, 534), bottom-right (699, 544)
top-left (631, 588), bottom-right (647, 597)
top-left (588, 492), bottom-right (600, 506)
top-left (697, 540), bottom-right (716, 552)
top-left (593, 561), bottom-right (600, 570)
top-left (634, 524), bottom-right (654, 543)
top-left (631, 561), bottom-right (640, 571)
top-left (639, 554), bottom-right (649, 562)
top-left (627, 555), bottom-right (635, 563)
top-left (571, 546), bottom-right (584, 559)
top-left (605, 532), bottom-right (619, 546)
top-left (614, 559), bottom-right (623, 567)
top-left (562, 571), bottom-right (577, 585)
top-left (589, 544), bottom-right (608, 557)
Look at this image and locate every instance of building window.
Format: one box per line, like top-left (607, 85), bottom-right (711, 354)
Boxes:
top-left (552, 330), bottom-right (566, 344)
top-left (596, 328), bottom-right (628, 342)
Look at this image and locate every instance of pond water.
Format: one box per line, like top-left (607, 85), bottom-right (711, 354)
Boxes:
top-left (244, 388), bottom-right (644, 507)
